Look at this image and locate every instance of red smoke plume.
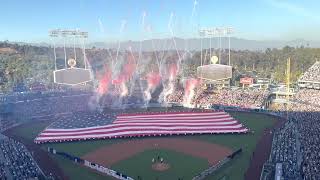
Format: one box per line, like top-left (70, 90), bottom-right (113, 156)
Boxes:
top-left (184, 78), bottom-right (199, 97)
top-left (146, 71), bottom-right (161, 88)
top-left (112, 55), bottom-right (136, 85)
top-left (97, 67), bottom-right (112, 95)
top-left (169, 63), bottom-right (178, 79)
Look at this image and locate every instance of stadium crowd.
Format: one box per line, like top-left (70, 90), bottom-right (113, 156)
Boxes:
top-left (270, 119), bottom-right (299, 179)
top-left (1, 61), bottom-right (320, 180)
top-left (0, 135), bottom-right (44, 180)
top-left (166, 86), bottom-right (269, 108)
top-left (194, 88), bottom-right (269, 108)
top-left (299, 61), bottom-right (320, 82)
top-left (296, 111), bottom-right (320, 180)
top-left (13, 93), bottom-right (92, 117)
top-left (268, 63), bottom-right (320, 180)
top-left (0, 89), bottom-right (91, 103)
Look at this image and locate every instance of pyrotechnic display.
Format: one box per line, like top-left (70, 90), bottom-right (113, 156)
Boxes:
top-left (83, 8), bottom-right (207, 109)
top-left (2, 0), bottom-right (319, 180)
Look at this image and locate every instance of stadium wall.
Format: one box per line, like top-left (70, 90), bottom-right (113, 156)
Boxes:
top-left (47, 147), bottom-right (134, 180)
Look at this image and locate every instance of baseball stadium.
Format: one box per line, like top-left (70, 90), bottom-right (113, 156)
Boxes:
top-left (2, 1), bottom-right (320, 180)
top-left (2, 45), bottom-right (316, 180)
top-left (1, 51), bottom-right (288, 180)
top-left (3, 106), bottom-right (282, 180)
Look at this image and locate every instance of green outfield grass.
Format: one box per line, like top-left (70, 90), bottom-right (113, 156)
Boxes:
top-left (112, 149), bottom-right (208, 180)
top-left (50, 155), bottom-right (114, 180)
top-left (46, 139), bottom-right (123, 157)
top-left (200, 112), bottom-right (277, 180)
top-left (10, 120), bottom-right (51, 140)
top-left (9, 111), bottom-right (277, 180)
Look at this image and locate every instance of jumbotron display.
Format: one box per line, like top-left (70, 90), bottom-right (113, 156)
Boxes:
top-left (197, 64), bottom-right (232, 81)
top-left (53, 68), bottom-right (91, 85)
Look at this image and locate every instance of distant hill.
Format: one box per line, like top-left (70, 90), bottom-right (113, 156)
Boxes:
top-left (1, 38), bottom-right (320, 92)
top-left (7, 37), bottom-right (318, 51)
top-left (88, 37), bottom-right (317, 51)
top-left (0, 47), bottom-right (18, 54)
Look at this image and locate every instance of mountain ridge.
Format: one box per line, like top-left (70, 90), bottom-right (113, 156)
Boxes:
top-left (4, 37), bottom-right (319, 51)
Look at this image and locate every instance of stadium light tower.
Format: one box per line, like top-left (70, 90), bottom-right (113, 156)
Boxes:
top-left (49, 29), bottom-right (92, 86)
top-left (199, 27), bottom-right (234, 65)
top-left (225, 27), bottom-right (234, 66)
top-left (49, 29), bottom-right (89, 70)
top-left (199, 28), bottom-right (217, 66)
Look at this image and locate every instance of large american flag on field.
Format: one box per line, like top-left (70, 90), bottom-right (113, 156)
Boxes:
top-left (34, 111), bottom-right (249, 143)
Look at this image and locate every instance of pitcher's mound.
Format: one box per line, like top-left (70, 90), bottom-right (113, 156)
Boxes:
top-left (152, 163), bottom-right (170, 171)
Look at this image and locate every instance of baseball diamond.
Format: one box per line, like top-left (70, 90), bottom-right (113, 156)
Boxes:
top-left (82, 138), bottom-right (232, 167)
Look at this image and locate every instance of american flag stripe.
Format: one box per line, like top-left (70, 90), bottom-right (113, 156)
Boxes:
top-left (39, 117), bottom-right (236, 133)
top-left (42, 121), bottom-right (240, 134)
top-left (113, 118), bottom-right (235, 124)
top-left (38, 127), bottom-right (245, 138)
top-left (39, 123), bottom-right (243, 136)
top-left (41, 117), bottom-right (235, 132)
top-left (116, 112), bottom-right (226, 118)
top-left (114, 115), bottom-right (231, 122)
top-left (34, 111), bottom-right (249, 143)
top-left (35, 128), bottom-right (248, 142)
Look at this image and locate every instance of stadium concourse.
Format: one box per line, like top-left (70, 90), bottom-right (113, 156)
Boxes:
top-left (34, 110), bottom-right (249, 143)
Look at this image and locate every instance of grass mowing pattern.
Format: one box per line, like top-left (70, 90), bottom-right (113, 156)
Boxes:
top-left (111, 149), bottom-right (208, 180)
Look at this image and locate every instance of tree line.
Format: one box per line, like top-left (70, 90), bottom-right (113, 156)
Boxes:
top-left (0, 41), bottom-right (319, 92)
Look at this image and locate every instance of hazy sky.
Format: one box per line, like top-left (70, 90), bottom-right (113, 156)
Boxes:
top-left (1, 0), bottom-right (320, 42)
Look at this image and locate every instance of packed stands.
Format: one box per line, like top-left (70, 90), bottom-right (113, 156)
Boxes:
top-left (296, 111), bottom-right (320, 179)
top-left (293, 89), bottom-right (320, 111)
top-left (194, 88), bottom-right (269, 108)
top-left (166, 86), bottom-right (269, 108)
top-left (0, 90), bottom-right (95, 132)
top-left (267, 79), bottom-right (320, 179)
top-left (13, 92), bottom-right (92, 117)
top-left (269, 119), bottom-right (299, 179)
top-left (299, 61), bottom-right (320, 82)
top-left (0, 134), bottom-right (44, 180)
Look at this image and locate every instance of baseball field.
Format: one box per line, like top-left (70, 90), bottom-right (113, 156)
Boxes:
top-left (4, 111), bottom-right (279, 180)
